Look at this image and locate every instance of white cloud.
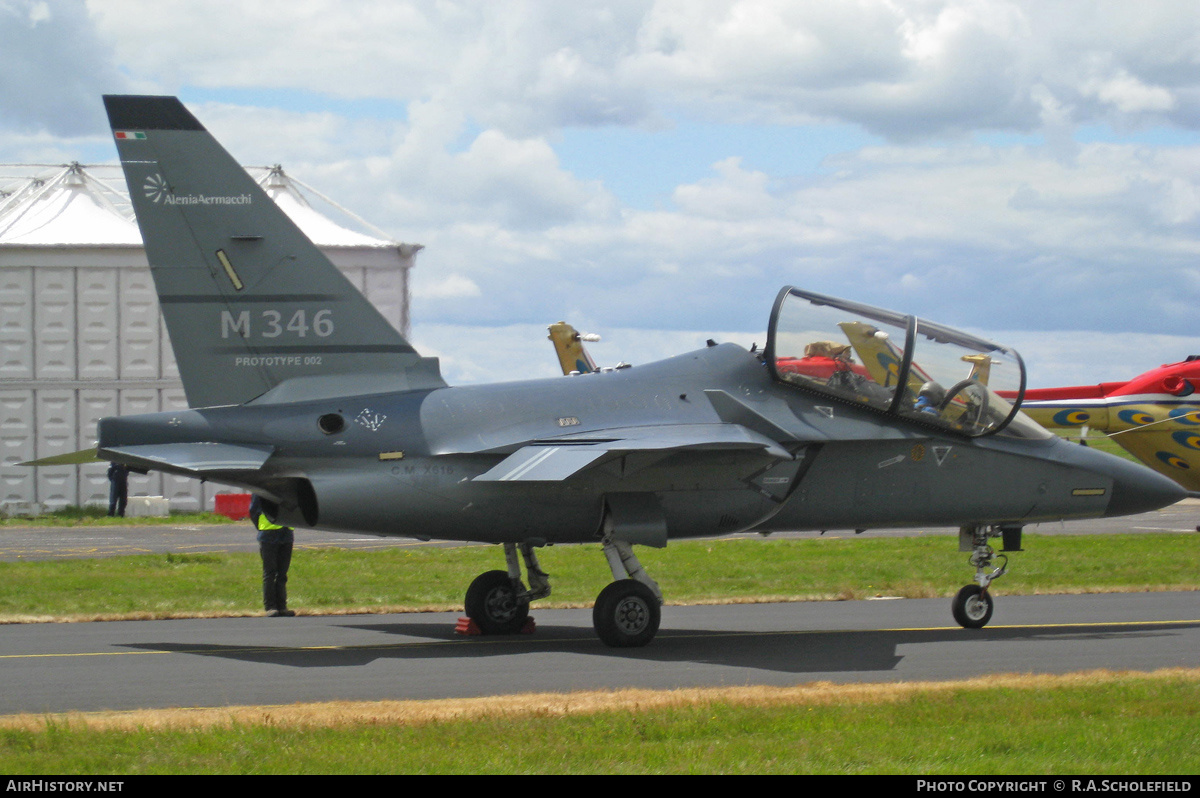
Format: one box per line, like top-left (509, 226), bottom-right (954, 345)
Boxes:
top-left (86, 0), bottom-right (466, 98)
top-left (1001, 330), bottom-right (1200, 388)
top-left (415, 273), bottom-right (481, 300)
top-left (1082, 69), bottom-right (1177, 115)
top-left (67, 2), bottom-right (1200, 146)
top-left (3, 1), bottom-right (1199, 388)
top-left (0, 0), bottom-right (126, 135)
top-left (26, 1), bottom-right (50, 24)
top-left (410, 321), bottom-right (763, 385)
top-left (671, 157), bottom-right (776, 219)
top-left (400, 138), bottom-right (1200, 343)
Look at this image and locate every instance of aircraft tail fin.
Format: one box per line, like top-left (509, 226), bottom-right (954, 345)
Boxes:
top-left (548, 321), bottom-right (598, 375)
top-left (103, 95), bottom-right (445, 408)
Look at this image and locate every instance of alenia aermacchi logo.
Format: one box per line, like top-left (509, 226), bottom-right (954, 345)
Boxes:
top-left (143, 174), bottom-right (170, 204)
top-left (141, 173), bottom-right (251, 206)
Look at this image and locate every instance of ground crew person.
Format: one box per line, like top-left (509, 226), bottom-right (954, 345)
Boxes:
top-left (107, 463), bottom-right (129, 517)
top-left (249, 495), bottom-right (295, 617)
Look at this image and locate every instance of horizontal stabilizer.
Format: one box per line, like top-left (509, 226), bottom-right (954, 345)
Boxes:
top-left (19, 448), bottom-right (101, 467)
top-left (100, 442), bottom-right (274, 475)
top-left (474, 423), bottom-right (792, 482)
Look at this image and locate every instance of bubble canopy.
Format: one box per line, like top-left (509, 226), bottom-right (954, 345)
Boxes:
top-left (766, 287), bottom-right (1045, 438)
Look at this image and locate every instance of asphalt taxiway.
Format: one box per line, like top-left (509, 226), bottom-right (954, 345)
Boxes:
top-left (0, 591), bottom-right (1196, 715)
top-left (0, 502), bottom-right (1195, 715)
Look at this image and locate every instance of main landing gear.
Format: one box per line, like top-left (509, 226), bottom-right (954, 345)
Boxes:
top-left (952, 524), bottom-right (1021, 629)
top-left (594, 535), bottom-right (662, 647)
top-left (463, 542), bottom-right (549, 635)
top-left (463, 537), bottom-right (664, 648)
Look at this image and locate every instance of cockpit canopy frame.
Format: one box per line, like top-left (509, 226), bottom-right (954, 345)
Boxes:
top-left (765, 286), bottom-right (1032, 438)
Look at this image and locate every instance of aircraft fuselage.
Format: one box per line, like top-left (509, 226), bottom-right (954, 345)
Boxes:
top-left (98, 343), bottom-right (1176, 546)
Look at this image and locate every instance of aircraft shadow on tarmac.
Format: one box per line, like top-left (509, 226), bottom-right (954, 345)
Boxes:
top-left (118, 620), bottom-right (1194, 675)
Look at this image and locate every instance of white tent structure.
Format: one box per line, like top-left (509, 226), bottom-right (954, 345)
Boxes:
top-left (0, 163), bottom-right (420, 513)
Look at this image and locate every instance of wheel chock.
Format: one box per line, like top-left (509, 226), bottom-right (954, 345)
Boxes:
top-left (454, 616), bottom-right (537, 635)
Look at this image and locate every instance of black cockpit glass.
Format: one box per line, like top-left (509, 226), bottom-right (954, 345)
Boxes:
top-left (766, 287), bottom-right (1046, 439)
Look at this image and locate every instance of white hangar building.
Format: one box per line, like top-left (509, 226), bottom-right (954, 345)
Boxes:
top-left (0, 162), bottom-right (420, 513)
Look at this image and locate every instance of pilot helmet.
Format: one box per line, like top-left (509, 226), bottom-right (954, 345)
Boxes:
top-left (918, 381), bottom-right (945, 405)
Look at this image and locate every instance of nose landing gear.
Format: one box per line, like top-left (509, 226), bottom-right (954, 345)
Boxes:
top-left (952, 524), bottom-right (1020, 629)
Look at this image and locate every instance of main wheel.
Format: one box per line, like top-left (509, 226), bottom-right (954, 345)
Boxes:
top-left (951, 584), bottom-right (994, 629)
top-left (592, 579), bottom-right (661, 648)
top-left (464, 570), bottom-right (529, 635)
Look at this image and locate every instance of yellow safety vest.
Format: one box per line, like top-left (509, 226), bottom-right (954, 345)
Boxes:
top-left (255, 512), bottom-right (286, 532)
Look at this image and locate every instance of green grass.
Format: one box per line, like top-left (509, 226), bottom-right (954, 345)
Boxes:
top-left (1, 674), bottom-right (1197, 773)
top-left (0, 533), bottom-right (1195, 620)
top-left (1057, 431), bottom-right (1143, 464)
top-left (0, 505), bottom-right (238, 527)
top-left (0, 532), bottom-right (1195, 774)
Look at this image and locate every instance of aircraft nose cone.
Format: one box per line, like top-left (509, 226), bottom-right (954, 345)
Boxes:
top-left (1103, 457), bottom-right (1187, 517)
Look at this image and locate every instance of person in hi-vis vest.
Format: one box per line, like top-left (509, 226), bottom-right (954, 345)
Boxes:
top-left (249, 496), bottom-right (295, 617)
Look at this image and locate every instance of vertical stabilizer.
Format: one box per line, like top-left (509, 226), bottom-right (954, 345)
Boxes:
top-left (547, 321), bottom-right (598, 375)
top-left (103, 95), bottom-right (444, 407)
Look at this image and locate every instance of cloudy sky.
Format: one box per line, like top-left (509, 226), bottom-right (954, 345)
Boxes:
top-left (4, 0), bottom-right (1200, 386)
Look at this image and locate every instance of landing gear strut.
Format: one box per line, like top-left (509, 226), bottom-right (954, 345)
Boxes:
top-left (594, 536), bottom-right (662, 647)
top-left (463, 542), bottom-right (550, 635)
top-left (462, 537), bottom-right (665, 647)
top-left (952, 524), bottom-right (1019, 629)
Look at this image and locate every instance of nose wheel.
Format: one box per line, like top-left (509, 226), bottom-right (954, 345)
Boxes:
top-left (951, 584), bottom-right (993, 628)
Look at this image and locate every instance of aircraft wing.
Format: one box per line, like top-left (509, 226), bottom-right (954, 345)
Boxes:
top-left (1103, 430), bottom-right (1200, 493)
top-left (473, 423), bottom-right (793, 482)
top-left (1019, 401), bottom-right (1112, 430)
top-left (98, 442), bottom-right (275, 476)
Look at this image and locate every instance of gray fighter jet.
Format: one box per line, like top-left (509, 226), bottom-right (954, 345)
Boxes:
top-left (90, 95), bottom-right (1184, 646)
